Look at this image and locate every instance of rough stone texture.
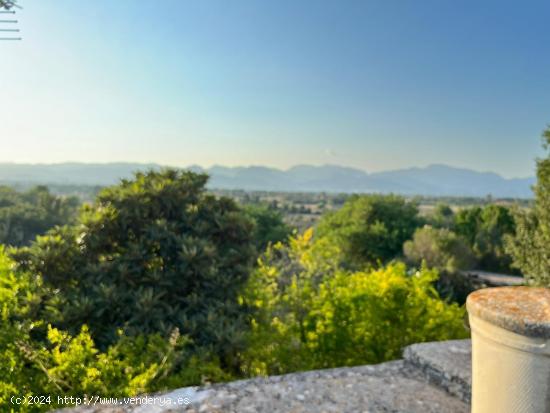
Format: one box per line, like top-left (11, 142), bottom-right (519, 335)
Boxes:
top-left (179, 361), bottom-right (468, 413)
top-left (57, 341), bottom-right (472, 413)
top-left (403, 339), bottom-right (471, 403)
top-left (467, 286), bottom-right (550, 338)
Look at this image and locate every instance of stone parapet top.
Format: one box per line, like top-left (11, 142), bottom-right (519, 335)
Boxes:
top-left (57, 340), bottom-right (473, 413)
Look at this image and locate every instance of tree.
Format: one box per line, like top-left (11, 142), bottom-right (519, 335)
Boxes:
top-left (454, 206), bottom-right (482, 246)
top-left (404, 226), bottom-right (480, 304)
top-left (454, 205), bottom-right (517, 273)
top-left (316, 194), bottom-right (421, 268)
top-left (13, 170), bottom-right (256, 368)
top-left (404, 226), bottom-right (476, 274)
top-left (429, 203), bottom-right (455, 228)
top-left (474, 205), bottom-right (516, 273)
top-left (243, 204), bottom-right (292, 251)
top-left (506, 127), bottom-right (550, 286)
top-left (0, 186), bottom-right (80, 247)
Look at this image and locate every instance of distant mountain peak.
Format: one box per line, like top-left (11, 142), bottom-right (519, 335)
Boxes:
top-left (0, 162), bottom-right (534, 198)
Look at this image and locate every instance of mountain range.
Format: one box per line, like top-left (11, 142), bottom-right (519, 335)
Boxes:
top-left (0, 162), bottom-right (535, 198)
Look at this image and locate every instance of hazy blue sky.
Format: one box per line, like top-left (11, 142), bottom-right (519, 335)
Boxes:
top-left (1, 0), bottom-right (549, 177)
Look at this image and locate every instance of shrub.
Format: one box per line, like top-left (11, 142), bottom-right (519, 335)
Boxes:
top-left (2, 325), bottom-right (230, 412)
top-left (404, 226), bottom-right (479, 304)
top-left (404, 226), bottom-right (476, 274)
top-left (0, 247), bottom-right (230, 412)
top-left (240, 230), bottom-right (468, 376)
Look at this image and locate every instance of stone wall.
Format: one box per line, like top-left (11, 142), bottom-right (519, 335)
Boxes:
top-left (60, 339), bottom-right (472, 413)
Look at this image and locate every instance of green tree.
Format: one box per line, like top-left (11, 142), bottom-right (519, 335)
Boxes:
top-left (475, 205), bottom-right (516, 273)
top-left (506, 127), bottom-right (550, 286)
top-left (455, 205), bottom-right (517, 273)
top-left (404, 226), bottom-right (476, 274)
top-left (0, 186), bottom-right (79, 247)
top-left (316, 194), bottom-right (421, 268)
top-left (13, 170), bottom-right (256, 368)
top-left (454, 207), bottom-right (482, 246)
top-left (243, 204), bottom-right (292, 251)
top-left (429, 203), bottom-right (455, 228)
top-left (404, 226), bottom-right (479, 303)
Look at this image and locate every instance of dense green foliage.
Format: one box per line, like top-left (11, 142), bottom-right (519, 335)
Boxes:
top-left (0, 248), bottom-right (230, 412)
top-left (241, 230), bottom-right (468, 376)
top-left (428, 203), bottom-right (455, 229)
top-left (243, 204), bottom-right (292, 251)
top-left (454, 205), bottom-right (517, 273)
top-left (13, 170), bottom-right (256, 368)
top-left (506, 128), bottom-right (550, 286)
top-left (0, 171), bottom-right (475, 411)
top-left (420, 201), bottom-right (518, 275)
top-left (403, 226), bottom-right (479, 303)
top-left (0, 186), bottom-right (79, 247)
top-left (404, 226), bottom-right (476, 273)
top-left (316, 194), bottom-right (421, 268)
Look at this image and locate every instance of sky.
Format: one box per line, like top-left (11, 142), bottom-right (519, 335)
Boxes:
top-left (1, 0), bottom-right (549, 178)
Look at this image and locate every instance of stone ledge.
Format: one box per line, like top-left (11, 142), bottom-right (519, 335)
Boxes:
top-left (57, 340), bottom-right (472, 413)
top-left (403, 339), bottom-right (471, 403)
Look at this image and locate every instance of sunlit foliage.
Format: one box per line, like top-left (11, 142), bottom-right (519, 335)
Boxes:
top-left (240, 230), bottom-right (468, 376)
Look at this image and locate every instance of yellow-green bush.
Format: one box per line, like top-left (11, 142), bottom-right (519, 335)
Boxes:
top-left (241, 230), bottom-right (468, 376)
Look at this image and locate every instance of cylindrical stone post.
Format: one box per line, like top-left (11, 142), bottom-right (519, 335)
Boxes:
top-left (466, 287), bottom-right (550, 413)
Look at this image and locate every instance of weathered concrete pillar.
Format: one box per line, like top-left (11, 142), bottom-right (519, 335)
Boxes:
top-left (466, 287), bottom-right (550, 413)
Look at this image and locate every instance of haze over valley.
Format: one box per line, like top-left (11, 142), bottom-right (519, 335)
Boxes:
top-left (0, 162), bottom-right (535, 198)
